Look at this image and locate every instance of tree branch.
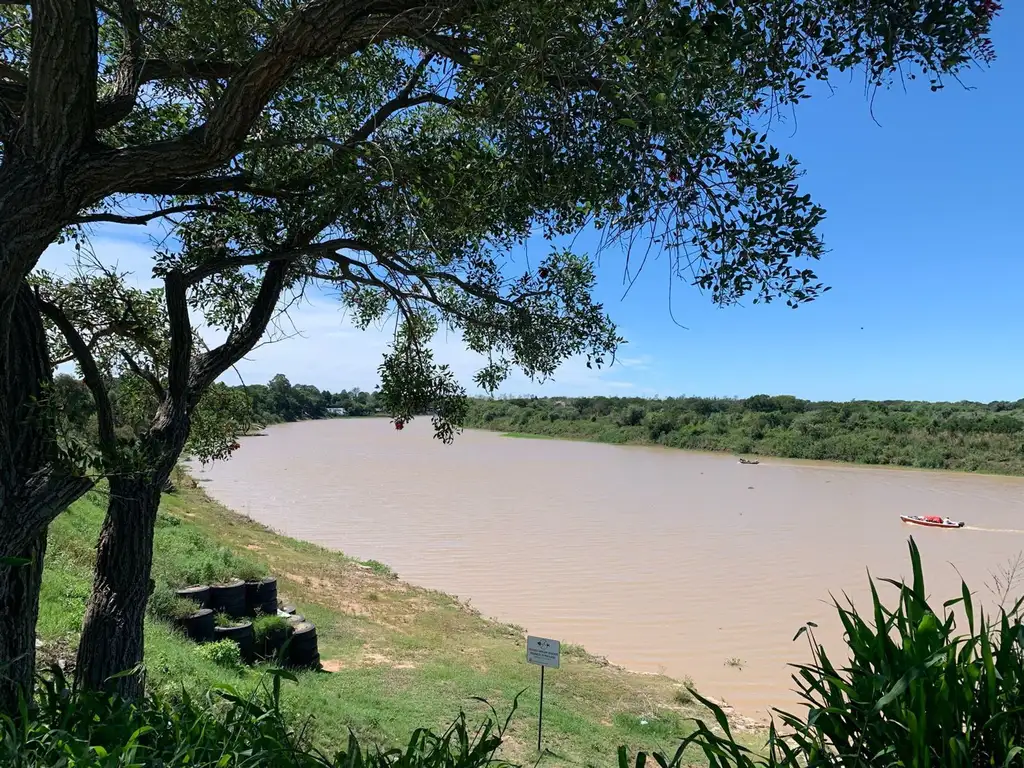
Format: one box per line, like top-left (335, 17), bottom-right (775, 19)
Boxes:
top-left (344, 53), bottom-right (449, 147)
top-left (23, 0), bottom-right (99, 154)
top-left (35, 295), bottom-right (117, 453)
top-left (120, 349), bottom-right (165, 400)
top-left (163, 271), bottom-right (192, 406)
top-left (93, 0), bottom-right (143, 129)
top-left (348, 93), bottom-right (454, 146)
top-left (180, 237), bottom-right (367, 285)
top-left (96, 58), bottom-right (243, 129)
top-left (194, 9), bottom-right (445, 160)
top-left (0, 62), bottom-right (27, 86)
top-left (421, 34), bottom-right (474, 67)
top-left (50, 325), bottom-right (118, 367)
top-left (137, 59), bottom-right (241, 85)
top-left (16, 474), bottom-right (94, 557)
top-left (0, 99), bottom-right (16, 141)
top-left (306, 261), bottom-right (482, 327)
top-left (347, 243), bottom-right (532, 310)
top-left (188, 260), bottom-right (292, 395)
top-left (80, 4), bottom-right (458, 198)
top-left (116, 173), bottom-right (304, 198)
top-left (73, 203), bottom-right (222, 226)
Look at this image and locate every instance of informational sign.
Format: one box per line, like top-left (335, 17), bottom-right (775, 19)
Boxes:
top-left (526, 636), bottom-right (560, 669)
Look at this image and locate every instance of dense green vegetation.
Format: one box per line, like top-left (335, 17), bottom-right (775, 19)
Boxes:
top-left (51, 371), bottom-right (382, 445)
top-left (6, 669), bottom-right (512, 768)
top-left (465, 395), bottom-right (1024, 475)
top-left (237, 374), bottom-right (382, 424)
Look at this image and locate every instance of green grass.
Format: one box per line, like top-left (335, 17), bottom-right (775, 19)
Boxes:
top-left (39, 471), bottom-right (747, 766)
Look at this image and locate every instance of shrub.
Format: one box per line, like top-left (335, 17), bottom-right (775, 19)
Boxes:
top-left (616, 405), bottom-right (646, 428)
top-left (194, 639), bottom-right (243, 670)
top-left (235, 559), bottom-right (268, 583)
top-left (254, 615), bottom-right (293, 660)
top-left (152, 527), bottom-right (265, 590)
top-left (148, 586), bottom-right (199, 622)
top-left (3, 669), bottom-right (516, 768)
top-left (155, 510), bottom-right (181, 527)
top-left (673, 677), bottom-right (697, 706)
top-left (663, 537), bottom-right (1024, 767)
top-left (362, 559), bottom-right (394, 577)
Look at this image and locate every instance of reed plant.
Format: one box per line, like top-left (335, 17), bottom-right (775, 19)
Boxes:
top-left (0, 667), bottom-right (516, 768)
top-left (621, 537), bottom-right (1024, 767)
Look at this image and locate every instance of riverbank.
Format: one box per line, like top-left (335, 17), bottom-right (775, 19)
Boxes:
top-left (38, 470), bottom-right (757, 764)
top-left (465, 396), bottom-right (1024, 476)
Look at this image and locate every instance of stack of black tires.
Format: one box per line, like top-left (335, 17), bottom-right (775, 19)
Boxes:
top-left (174, 575), bottom-right (320, 669)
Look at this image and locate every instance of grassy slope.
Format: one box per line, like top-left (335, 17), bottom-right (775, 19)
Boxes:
top-left (39, 474), bottom-right (746, 767)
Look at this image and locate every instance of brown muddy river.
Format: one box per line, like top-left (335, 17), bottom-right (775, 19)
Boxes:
top-left (192, 418), bottom-right (1024, 717)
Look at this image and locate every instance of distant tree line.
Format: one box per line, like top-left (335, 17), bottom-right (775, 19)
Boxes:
top-left (231, 374), bottom-right (381, 424)
top-left (464, 395), bottom-right (1024, 475)
top-left (61, 373), bottom-right (1024, 475)
top-left (52, 372), bottom-right (382, 443)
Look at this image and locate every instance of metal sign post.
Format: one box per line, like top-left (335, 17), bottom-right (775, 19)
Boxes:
top-left (538, 666), bottom-right (545, 752)
top-left (526, 636), bottom-right (560, 753)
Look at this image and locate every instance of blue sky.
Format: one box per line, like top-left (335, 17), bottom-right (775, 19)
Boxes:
top-left (38, 8), bottom-right (1023, 401)
top-left (582, 3), bottom-right (1024, 402)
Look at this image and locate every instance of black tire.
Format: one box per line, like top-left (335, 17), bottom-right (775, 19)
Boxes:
top-left (245, 577), bottom-right (278, 616)
top-left (209, 580), bottom-right (247, 618)
top-left (279, 604), bottom-right (297, 616)
top-left (176, 585), bottom-right (211, 609)
top-left (215, 622), bottom-right (255, 663)
top-left (290, 621), bottom-right (316, 639)
top-left (288, 649), bottom-right (320, 669)
top-left (286, 613), bottom-right (305, 625)
top-left (176, 608), bottom-right (215, 643)
top-left (287, 622), bottom-right (319, 668)
top-left (260, 626), bottom-right (292, 661)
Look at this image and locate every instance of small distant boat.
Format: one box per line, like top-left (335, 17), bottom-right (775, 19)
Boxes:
top-left (738, 458), bottom-right (759, 465)
top-left (900, 514), bottom-right (965, 529)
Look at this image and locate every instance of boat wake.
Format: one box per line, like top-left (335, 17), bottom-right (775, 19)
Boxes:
top-left (963, 526), bottom-right (1024, 535)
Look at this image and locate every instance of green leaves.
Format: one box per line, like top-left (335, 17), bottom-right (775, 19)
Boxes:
top-left (673, 537), bottom-right (1024, 766)
top-left (14, 669), bottom-right (516, 767)
top-left (377, 317), bottom-right (468, 444)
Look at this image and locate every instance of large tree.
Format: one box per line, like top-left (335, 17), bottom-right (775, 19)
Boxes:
top-left (0, 0), bottom-right (999, 709)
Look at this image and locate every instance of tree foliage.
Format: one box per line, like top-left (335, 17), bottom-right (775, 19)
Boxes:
top-left (32, 268), bottom-right (255, 470)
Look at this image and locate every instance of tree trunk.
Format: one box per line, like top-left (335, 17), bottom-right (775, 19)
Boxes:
top-left (0, 531), bottom-right (47, 713)
top-left (0, 283), bottom-right (92, 713)
top-left (76, 400), bottom-right (189, 698)
top-left (74, 476), bottom-right (163, 698)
